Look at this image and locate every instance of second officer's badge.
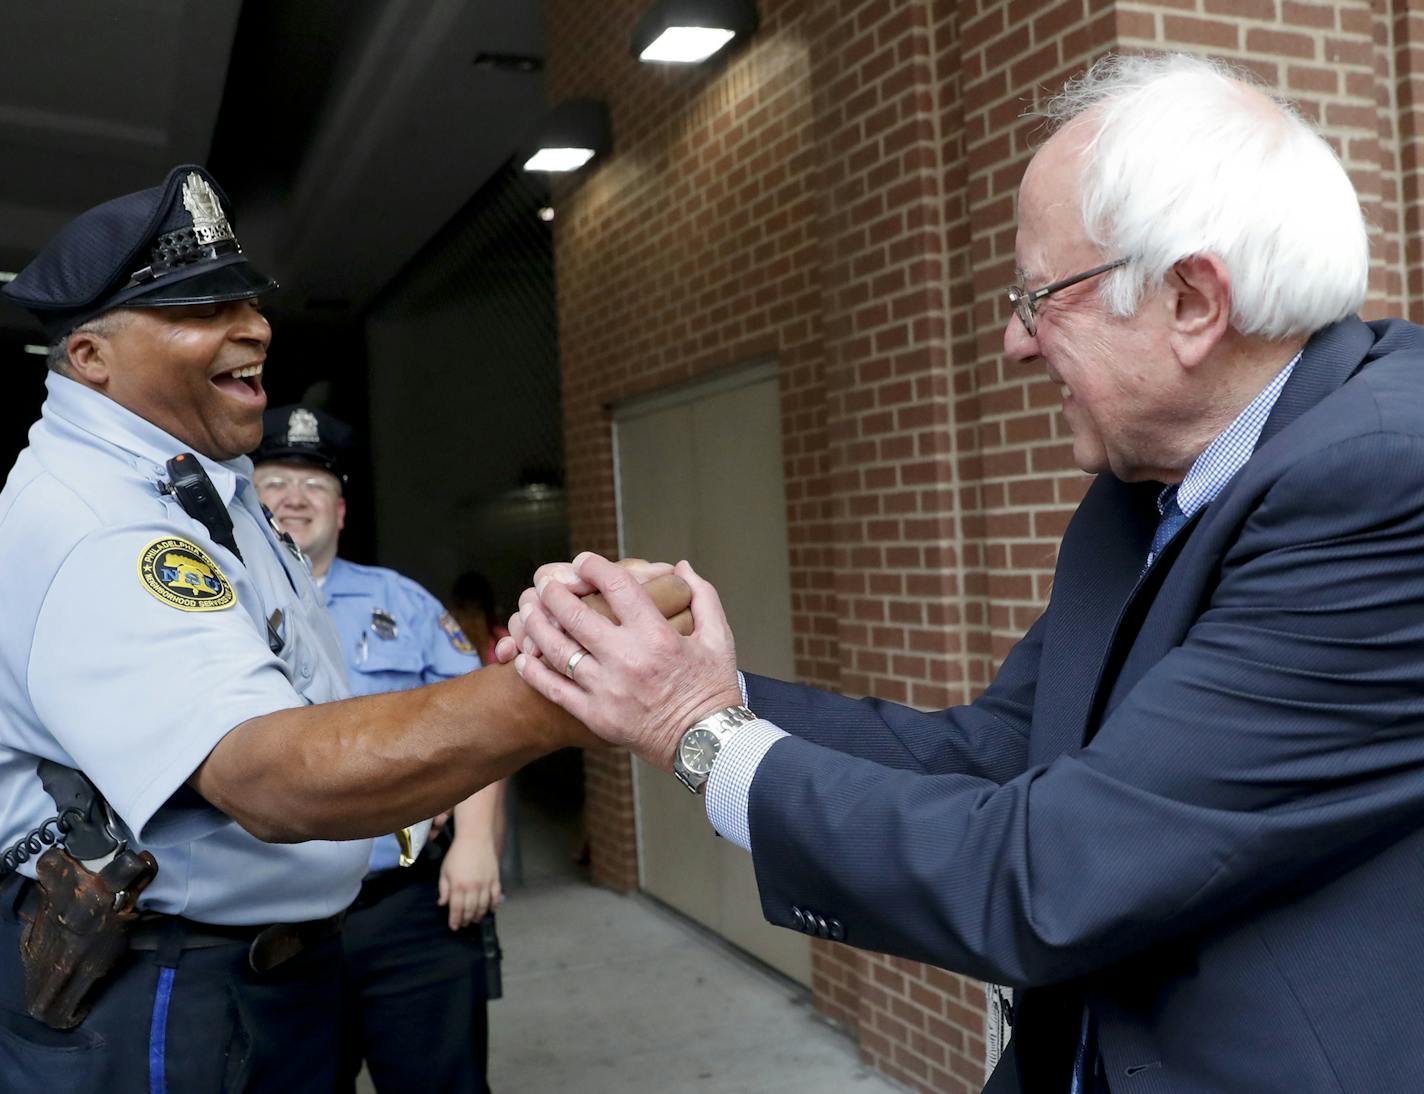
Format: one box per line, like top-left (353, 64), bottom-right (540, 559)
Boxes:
top-left (139, 537), bottom-right (235, 612)
top-left (370, 608), bottom-right (399, 640)
top-left (286, 408), bottom-right (320, 446)
top-left (440, 611), bottom-right (476, 654)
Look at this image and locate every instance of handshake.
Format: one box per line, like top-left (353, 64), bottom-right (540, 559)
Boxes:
top-left (497, 555), bottom-right (744, 773)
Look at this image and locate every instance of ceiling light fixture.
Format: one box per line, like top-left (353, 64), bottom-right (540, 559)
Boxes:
top-left (520, 99), bottom-right (612, 174)
top-left (632, 0), bottom-right (758, 63)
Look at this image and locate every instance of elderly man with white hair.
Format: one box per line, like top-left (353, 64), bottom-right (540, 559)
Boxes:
top-left (508, 53), bottom-right (1424, 1092)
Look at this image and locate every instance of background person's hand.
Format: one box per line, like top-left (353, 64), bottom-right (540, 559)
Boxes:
top-left (437, 832), bottom-right (503, 930)
top-left (513, 554), bottom-right (742, 770)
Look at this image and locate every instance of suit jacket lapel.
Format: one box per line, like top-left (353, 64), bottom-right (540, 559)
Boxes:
top-left (1033, 317), bottom-right (1382, 761)
top-left (1093, 316), bottom-right (1381, 730)
top-left (1029, 476), bottom-right (1158, 764)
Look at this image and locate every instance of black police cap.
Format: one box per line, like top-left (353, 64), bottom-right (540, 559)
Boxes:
top-left (1, 164), bottom-right (276, 341)
top-left (252, 405), bottom-right (354, 484)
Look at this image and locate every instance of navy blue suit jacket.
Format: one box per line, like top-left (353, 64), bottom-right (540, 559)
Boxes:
top-left (743, 318), bottom-right (1424, 1092)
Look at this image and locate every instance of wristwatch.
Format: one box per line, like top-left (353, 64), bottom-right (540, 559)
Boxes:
top-left (672, 705), bottom-right (757, 794)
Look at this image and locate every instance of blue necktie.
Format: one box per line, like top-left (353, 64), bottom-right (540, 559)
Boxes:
top-left (1073, 486), bottom-right (1190, 1092)
top-left (1148, 484), bottom-right (1187, 563)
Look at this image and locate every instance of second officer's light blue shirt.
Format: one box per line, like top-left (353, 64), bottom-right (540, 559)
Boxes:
top-left (319, 557), bottom-right (481, 871)
top-left (0, 374), bottom-right (371, 924)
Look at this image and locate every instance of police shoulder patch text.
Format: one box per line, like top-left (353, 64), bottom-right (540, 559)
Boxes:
top-left (440, 611), bottom-right (475, 653)
top-left (138, 537), bottom-right (236, 612)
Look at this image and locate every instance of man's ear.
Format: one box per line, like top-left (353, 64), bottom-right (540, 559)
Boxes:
top-left (65, 328), bottom-right (113, 385)
top-left (336, 497), bottom-right (347, 534)
top-left (1168, 253), bottom-right (1231, 369)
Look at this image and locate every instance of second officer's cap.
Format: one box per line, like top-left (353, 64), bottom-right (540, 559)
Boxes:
top-left (252, 406), bottom-right (355, 485)
top-left (1, 164), bottom-right (276, 340)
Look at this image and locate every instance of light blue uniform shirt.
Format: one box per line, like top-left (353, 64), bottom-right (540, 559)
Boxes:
top-left (319, 557), bottom-right (481, 871)
top-left (0, 373), bottom-right (370, 924)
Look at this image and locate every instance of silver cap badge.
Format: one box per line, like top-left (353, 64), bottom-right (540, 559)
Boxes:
top-left (286, 408), bottom-right (320, 446)
top-left (181, 172), bottom-right (236, 246)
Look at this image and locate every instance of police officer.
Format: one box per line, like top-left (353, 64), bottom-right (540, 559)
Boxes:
top-left (0, 165), bottom-right (662, 1091)
top-left (253, 407), bottom-right (503, 1093)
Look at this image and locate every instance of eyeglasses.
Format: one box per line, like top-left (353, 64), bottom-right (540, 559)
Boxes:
top-left (254, 473), bottom-right (341, 501)
top-left (1006, 258), bottom-right (1129, 337)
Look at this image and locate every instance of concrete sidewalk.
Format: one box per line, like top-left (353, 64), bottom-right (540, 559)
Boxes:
top-left (488, 878), bottom-right (906, 1093)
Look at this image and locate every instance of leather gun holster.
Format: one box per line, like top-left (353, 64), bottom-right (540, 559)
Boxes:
top-left (20, 845), bottom-right (158, 1029)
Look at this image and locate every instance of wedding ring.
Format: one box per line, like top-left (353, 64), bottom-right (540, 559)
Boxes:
top-left (565, 649), bottom-right (588, 679)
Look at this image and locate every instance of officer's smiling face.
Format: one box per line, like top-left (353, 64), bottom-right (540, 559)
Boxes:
top-left (69, 298), bottom-right (271, 461)
top-left (255, 460), bottom-right (346, 574)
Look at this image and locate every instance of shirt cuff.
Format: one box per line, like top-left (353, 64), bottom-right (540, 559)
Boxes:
top-left (705, 719), bottom-right (787, 851)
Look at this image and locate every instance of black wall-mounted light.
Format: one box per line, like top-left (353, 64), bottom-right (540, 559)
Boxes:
top-left (631, 0), bottom-right (759, 63)
top-left (520, 98), bottom-right (613, 173)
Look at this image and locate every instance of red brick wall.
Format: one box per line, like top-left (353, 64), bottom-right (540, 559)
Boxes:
top-left (545, 2), bottom-right (1421, 1090)
top-left (547, 0), bottom-right (829, 890)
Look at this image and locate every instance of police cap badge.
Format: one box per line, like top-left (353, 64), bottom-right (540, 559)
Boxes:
top-left (251, 405), bottom-right (355, 484)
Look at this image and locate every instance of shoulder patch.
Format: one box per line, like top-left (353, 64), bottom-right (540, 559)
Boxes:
top-left (139, 537), bottom-right (236, 612)
top-left (440, 611), bottom-right (476, 654)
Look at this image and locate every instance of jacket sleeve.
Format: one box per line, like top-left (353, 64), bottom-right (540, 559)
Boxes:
top-left (743, 610), bottom-right (1042, 785)
top-left (746, 430), bottom-right (1424, 987)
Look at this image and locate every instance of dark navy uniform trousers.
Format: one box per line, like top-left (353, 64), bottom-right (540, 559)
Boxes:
top-left (337, 865), bottom-right (492, 1094)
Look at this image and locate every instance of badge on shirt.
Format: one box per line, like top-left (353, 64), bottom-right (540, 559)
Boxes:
top-left (370, 608), bottom-right (399, 640)
top-left (440, 611), bottom-right (475, 654)
top-left (139, 537), bottom-right (235, 612)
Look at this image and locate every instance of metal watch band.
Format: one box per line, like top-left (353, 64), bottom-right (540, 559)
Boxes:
top-left (672, 705), bottom-right (757, 794)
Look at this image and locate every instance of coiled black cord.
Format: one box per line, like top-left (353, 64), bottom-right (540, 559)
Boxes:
top-left (0, 809), bottom-right (83, 878)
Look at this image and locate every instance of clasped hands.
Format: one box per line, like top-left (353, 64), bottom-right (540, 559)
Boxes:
top-left (496, 554), bottom-right (743, 771)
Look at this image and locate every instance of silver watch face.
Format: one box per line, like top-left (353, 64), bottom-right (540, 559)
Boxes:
top-left (679, 727), bottom-right (721, 776)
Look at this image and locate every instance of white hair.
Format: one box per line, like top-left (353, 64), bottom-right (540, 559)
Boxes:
top-left (1041, 52), bottom-right (1369, 340)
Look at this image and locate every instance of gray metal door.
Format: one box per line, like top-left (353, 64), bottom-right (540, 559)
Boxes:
top-left (614, 363), bottom-right (809, 985)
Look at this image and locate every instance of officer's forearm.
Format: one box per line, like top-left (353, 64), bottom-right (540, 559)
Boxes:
top-left (194, 663), bottom-right (590, 843)
top-left (190, 572), bottom-right (692, 843)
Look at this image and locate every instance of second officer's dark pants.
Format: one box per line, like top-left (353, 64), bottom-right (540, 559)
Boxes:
top-left (337, 865), bottom-right (492, 1094)
top-left (0, 876), bottom-right (345, 1093)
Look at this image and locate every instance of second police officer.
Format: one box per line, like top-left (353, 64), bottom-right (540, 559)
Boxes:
top-left (253, 407), bottom-right (503, 1094)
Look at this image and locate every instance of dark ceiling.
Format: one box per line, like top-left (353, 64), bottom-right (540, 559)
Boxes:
top-left (0, 0), bottom-right (548, 339)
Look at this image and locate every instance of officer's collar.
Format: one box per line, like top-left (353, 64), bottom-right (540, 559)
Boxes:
top-left (320, 557), bottom-right (361, 597)
top-left (42, 371), bottom-right (250, 505)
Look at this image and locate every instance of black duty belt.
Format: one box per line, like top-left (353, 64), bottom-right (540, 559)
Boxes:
top-left (9, 875), bottom-right (341, 974)
top-left (130, 911), bottom-right (344, 973)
